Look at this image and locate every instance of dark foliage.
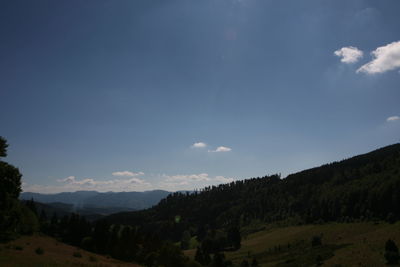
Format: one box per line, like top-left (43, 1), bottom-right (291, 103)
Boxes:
top-left (311, 235), bottom-right (322, 247)
top-left (240, 259), bottom-right (249, 267)
top-left (35, 247), bottom-right (44, 255)
top-left (0, 161), bottom-right (22, 200)
top-left (0, 136), bottom-right (8, 157)
top-left (0, 137), bottom-right (37, 241)
top-left (38, 209), bottom-right (191, 266)
top-left (385, 239), bottom-right (399, 265)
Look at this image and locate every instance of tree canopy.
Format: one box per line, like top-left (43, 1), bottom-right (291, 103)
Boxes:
top-left (0, 136), bottom-right (8, 158)
top-left (0, 136), bottom-right (32, 241)
top-left (0, 136), bottom-right (21, 200)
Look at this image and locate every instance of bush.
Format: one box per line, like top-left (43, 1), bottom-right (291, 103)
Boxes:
top-left (311, 235), bottom-right (322, 247)
top-left (240, 259), bottom-right (249, 267)
top-left (89, 255), bottom-right (97, 262)
top-left (385, 239), bottom-right (399, 264)
top-left (73, 251), bottom-right (82, 258)
top-left (81, 236), bottom-right (94, 251)
top-left (251, 258), bottom-right (259, 266)
top-left (14, 245), bottom-right (23, 251)
top-left (35, 247), bottom-right (44, 255)
top-left (386, 213), bottom-right (396, 224)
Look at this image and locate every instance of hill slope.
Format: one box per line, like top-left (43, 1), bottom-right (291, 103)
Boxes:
top-left (183, 221), bottom-right (400, 266)
top-left (104, 143), bottom-right (400, 241)
top-left (0, 234), bottom-right (141, 266)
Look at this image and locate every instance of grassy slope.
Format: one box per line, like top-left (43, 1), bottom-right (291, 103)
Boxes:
top-left (185, 222), bottom-right (400, 266)
top-left (0, 234), bottom-right (141, 267)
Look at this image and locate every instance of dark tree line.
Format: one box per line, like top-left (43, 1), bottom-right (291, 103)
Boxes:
top-left (31, 207), bottom-right (194, 266)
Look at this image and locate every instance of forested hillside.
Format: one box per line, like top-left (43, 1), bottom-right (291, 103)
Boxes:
top-left (105, 143), bottom-right (400, 241)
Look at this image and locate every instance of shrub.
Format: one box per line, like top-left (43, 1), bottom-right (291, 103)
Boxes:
top-left (386, 213), bottom-right (396, 224)
top-left (89, 255), bottom-right (97, 262)
top-left (384, 239), bottom-right (399, 264)
top-left (240, 259), bottom-right (249, 267)
top-left (14, 245), bottom-right (23, 251)
top-left (316, 254), bottom-right (323, 266)
top-left (251, 257), bottom-right (259, 266)
top-left (81, 236), bottom-right (94, 251)
top-left (311, 235), bottom-right (322, 247)
top-left (73, 251), bottom-right (82, 258)
top-left (35, 247), bottom-right (44, 255)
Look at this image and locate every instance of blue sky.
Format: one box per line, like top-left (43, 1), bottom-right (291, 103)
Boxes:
top-left (1, 0), bottom-right (399, 193)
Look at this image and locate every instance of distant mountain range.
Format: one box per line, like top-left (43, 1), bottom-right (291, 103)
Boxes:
top-left (21, 201), bottom-right (136, 221)
top-left (20, 190), bottom-right (171, 213)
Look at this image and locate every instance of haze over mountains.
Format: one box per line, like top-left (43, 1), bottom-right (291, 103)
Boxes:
top-left (20, 190), bottom-right (170, 212)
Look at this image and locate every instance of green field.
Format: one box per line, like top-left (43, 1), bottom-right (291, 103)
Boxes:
top-left (185, 221), bottom-right (400, 266)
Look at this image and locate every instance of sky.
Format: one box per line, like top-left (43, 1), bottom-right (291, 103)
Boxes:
top-left (1, 0), bottom-right (399, 193)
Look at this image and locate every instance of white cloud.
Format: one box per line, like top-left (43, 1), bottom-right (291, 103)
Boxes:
top-left (74, 178), bottom-right (96, 185)
top-left (209, 146), bottom-right (232, 152)
top-left (159, 173), bottom-right (236, 190)
top-left (58, 176), bottom-right (76, 183)
top-left (112, 171), bottom-right (144, 177)
top-left (23, 170), bottom-right (236, 194)
top-left (334, 46), bottom-right (363, 63)
top-left (164, 173), bottom-right (211, 184)
top-left (387, 116), bottom-right (400, 122)
top-left (192, 142), bottom-right (207, 148)
top-left (58, 175), bottom-right (148, 187)
top-left (215, 176), bottom-right (234, 183)
top-left (26, 173), bottom-right (152, 193)
top-left (57, 176), bottom-right (96, 186)
top-left (357, 41), bottom-right (400, 74)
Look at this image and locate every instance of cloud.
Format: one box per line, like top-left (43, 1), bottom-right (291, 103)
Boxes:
top-left (357, 41), bottom-right (400, 74)
top-left (112, 171), bottom-right (144, 177)
top-left (164, 173), bottom-right (211, 185)
top-left (193, 143), bottom-right (232, 152)
top-left (209, 146), bottom-right (232, 152)
top-left (59, 176), bottom-right (76, 183)
top-left (191, 142), bottom-right (207, 148)
top-left (387, 116), bottom-right (400, 122)
top-left (24, 171), bottom-right (237, 194)
top-left (74, 178), bottom-right (96, 185)
top-left (215, 176), bottom-right (234, 183)
top-left (159, 173), bottom-right (236, 190)
top-left (58, 176), bottom-right (148, 187)
top-left (26, 172), bottom-right (152, 193)
top-left (163, 173), bottom-right (234, 184)
top-left (58, 176), bottom-right (96, 186)
top-left (334, 46), bottom-right (363, 63)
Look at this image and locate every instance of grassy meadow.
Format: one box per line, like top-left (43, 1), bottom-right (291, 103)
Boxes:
top-left (185, 221), bottom-right (400, 266)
